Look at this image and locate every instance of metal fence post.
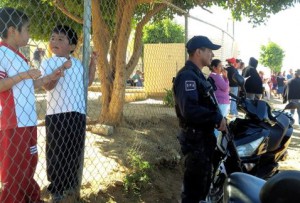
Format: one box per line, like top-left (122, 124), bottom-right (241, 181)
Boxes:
top-left (77, 0), bottom-right (92, 194)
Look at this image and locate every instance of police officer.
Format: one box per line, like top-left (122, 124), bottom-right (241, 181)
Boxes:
top-left (173, 36), bottom-right (227, 203)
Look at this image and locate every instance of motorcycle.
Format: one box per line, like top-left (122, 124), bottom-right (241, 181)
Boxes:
top-left (223, 170), bottom-right (300, 203)
top-left (205, 73), bottom-right (297, 202)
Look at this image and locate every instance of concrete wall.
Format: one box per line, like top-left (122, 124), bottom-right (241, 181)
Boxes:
top-left (144, 43), bottom-right (185, 97)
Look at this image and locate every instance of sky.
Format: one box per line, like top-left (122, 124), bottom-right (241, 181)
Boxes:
top-left (175, 3), bottom-right (300, 72)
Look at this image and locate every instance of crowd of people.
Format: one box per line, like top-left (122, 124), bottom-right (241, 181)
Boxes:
top-left (211, 56), bottom-right (300, 123)
top-left (173, 34), bottom-right (300, 203)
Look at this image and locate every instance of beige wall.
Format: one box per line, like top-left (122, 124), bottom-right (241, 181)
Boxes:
top-left (144, 43), bottom-right (185, 97)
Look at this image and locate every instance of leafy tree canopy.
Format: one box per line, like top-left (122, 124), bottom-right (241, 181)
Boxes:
top-left (1, 0), bottom-right (298, 41)
top-left (1, 0), bottom-right (297, 125)
top-left (259, 42), bottom-right (285, 73)
top-left (143, 19), bottom-right (184, 44)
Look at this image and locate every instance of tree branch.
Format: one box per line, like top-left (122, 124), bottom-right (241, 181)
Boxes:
top-left (125, 3), bottom-right (167, 76)
top-left (109, 0), bottom-right (126, 76)
top-left (53, 0), bottom-right (83, 24)
top-left (91, 0), bottom-right (111, 83)
top-left (137, 0), bottom-right (158, 3)
top-left (114, 0), bottom-right (137, 79)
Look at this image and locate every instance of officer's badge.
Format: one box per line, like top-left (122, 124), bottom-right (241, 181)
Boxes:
top-left (185, 80), bottom-right (196, 91)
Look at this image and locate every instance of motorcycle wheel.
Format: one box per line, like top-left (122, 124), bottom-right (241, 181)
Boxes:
top-left (206, 173), bottom-right (226, 203)
top-left (280, 151), bottom-right (288, 161)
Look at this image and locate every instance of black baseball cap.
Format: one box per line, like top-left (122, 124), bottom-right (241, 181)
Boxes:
top-left (186, 35), bottom-right (221, 51)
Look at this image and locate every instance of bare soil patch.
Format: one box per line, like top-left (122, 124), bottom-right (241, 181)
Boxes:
top-left (77, 97), bottom-right (300, 203)
top-left (2, 95), bottom-right (300, 203)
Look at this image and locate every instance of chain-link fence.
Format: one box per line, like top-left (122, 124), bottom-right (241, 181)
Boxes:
top-left (0, 1), bottom-right (235, 202)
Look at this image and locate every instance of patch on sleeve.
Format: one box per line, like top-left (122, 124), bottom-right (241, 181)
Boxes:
top-left (0, 71), bottom-right (7, 79)
top-left (185, 80), bottom-right (196, 91)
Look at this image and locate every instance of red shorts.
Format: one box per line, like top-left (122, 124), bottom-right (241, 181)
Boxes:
top-left (0, 126), bottom-right (41, 203)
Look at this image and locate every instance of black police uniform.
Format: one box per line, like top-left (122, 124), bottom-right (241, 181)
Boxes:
top-left (173, 60), bottom-right (223, 203)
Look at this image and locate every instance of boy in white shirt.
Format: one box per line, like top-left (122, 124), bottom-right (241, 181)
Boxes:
top-left (41, 25), bottom-right (96, 202)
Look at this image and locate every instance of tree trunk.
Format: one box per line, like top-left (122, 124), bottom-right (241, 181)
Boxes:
top-left (91, 1), bottom-right (166, 126)
top-left (92, 0), bottom-right (137, 125)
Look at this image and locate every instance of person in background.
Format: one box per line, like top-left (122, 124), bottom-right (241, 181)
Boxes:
top-left (283, 69), bottom-right (300, 126)
top-left (209, 59), bottom-right (230, 136)
top-left (276, 72), bottom-right (286, 99)
top-left (264, 72), bottom-right (272, 101)
top-left (131, 70), bottom-right (143, 87)
top-left (41, 25), bottom-right (97, 202)
top-left (286, 69), bottom-right (294, 80)
top-left (0, 7), bottom-right (63, 203)
top-left (282, 70), bottom-right (286, 79)
top-left (238, 60), bottom-right (245, 75)
top-left (258, 70), bottom-right (266, 99)
top-left (271, 72), bottom-right (278, 98)
top-left (33, 47), bottom-right (45, 68)
top-left (242, 57), bottom-right (263, 100)
top-left (173, 35), bottom-right (226, 202)
top-left (263, 77), bottom-right (271, 101)
top-left (226, 57), bottom-right (239, 117)
top-left (237, 61), bottom-right (245, 97)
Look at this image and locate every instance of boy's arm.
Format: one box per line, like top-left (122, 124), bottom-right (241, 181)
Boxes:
top-left (41, 77), bottom-right (60, 90)
top-left (38, 59), bottom-right (72, 90)
top-left (34, 67), bottom-right (64, 90)
top-left (88, 52), bottom-right (97, 87)
top-left (0, 69), bottom-right (41, 92)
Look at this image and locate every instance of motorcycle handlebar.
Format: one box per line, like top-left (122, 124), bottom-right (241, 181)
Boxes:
top-left (229, 93), bottom-right (239, 100)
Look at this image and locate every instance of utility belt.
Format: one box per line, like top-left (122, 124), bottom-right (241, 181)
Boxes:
top-left (178, 127), bottom-right (215, 154)
top-left (182, 127), bottom-right (206, 134)
top-left (180, 127), bottom-right (213, 141)
top-left (180, 122), bottom-right (214, 133)
top-left (289, 99), bottom-right (300, 103)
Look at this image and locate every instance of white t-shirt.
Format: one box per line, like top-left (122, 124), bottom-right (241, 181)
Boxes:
top-left (41, 56), bottom-right (86, 115)
top-left (0, 46), bottom-right (37, 129)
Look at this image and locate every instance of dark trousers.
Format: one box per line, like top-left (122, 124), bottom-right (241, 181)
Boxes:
top-left (45, 112), bottom-right (86, 195)
top-left (290, 99), bottom-right (300, 124)
top-left (178, 130), bottom-right (216, 203)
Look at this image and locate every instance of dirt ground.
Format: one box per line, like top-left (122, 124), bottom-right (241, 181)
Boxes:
top-left (34, 98), bottom-right (184, 203)
top-left (79, 102), bottom-right (184, 203)
top-left (1, 96), bottom-right (300, 203)
top-left (78, 96), bottom-right (300, 203)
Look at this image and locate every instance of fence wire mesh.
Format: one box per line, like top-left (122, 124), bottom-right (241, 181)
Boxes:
top-left (0, 1), bottom-right (235, 202)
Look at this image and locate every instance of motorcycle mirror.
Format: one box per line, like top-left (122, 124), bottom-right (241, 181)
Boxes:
top-left (274, 101), bottom-right (298, 119)
top-left (232, 73), bottom-right (245, 87)
top-left (284, 101), bottom-right (298, 110)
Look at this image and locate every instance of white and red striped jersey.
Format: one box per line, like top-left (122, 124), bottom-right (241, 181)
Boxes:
top-left (0, 43), bottom-right (37, 130)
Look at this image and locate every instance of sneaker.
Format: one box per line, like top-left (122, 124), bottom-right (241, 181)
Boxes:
top-left (64, 188), bottom-right (80, 202)
top-left (49, 193), bottom-right (64, 203)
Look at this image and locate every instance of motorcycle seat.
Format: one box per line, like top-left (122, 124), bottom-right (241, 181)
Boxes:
top-left (260, 170), bottom-right (300, 203)
top-left (224, 172), bottom-right (265, 203)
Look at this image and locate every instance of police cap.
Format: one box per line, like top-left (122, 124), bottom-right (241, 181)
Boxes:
top-left (186, 35), bottom-right (221, 52)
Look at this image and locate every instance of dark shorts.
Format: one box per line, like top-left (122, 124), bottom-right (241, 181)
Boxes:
top-left (277, 86), bottom-right (284, 94)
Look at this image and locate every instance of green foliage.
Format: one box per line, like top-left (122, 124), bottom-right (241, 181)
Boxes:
top-left (0, 0), bottom-right (81, 41)
top-left (212, 0), bottom-right (295, 25)
top-left (141, 18), bottom-right (184, 70)
top-left (259, 42), bottom-right (285, 73)
top-left (143, 18), bottom-right (184, 44)
top-left (136, 0), bottom-right (296, 25)
top-left (123, 149), bottom-right (151, 196)
top-left (163, 88), bottom-right (175, 107)
top-left (2, 0), bottom-right (298, 42)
